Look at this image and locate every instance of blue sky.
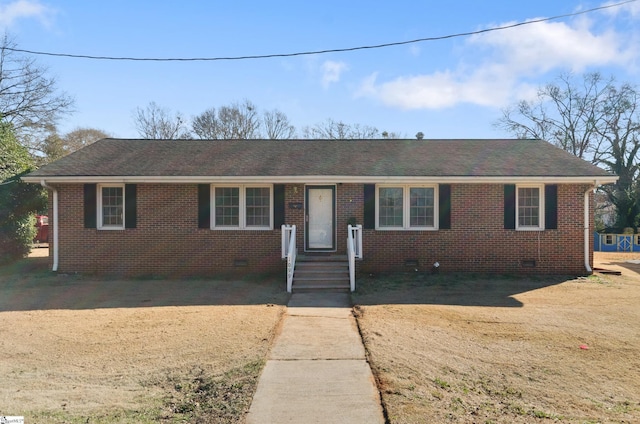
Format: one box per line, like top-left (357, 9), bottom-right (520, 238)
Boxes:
top-left (1, 0), bottom-right (639, 139)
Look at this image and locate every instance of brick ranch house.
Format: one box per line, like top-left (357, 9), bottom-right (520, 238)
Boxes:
top-left (23, 138), bottom-right (617, 289)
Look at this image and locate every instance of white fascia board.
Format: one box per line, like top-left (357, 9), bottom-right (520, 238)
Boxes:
top-left (22, 175), bottom-right (619, 185)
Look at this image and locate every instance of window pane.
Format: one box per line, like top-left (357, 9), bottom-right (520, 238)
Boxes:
top-left (102, 187), bottom-right (123, 226)
top-left (518, 187), bottom-right (539, 227)
top-left (410, 187), bottom-right (434, 227)
top-left (246, 187), bottom-right (270, 227)
top-left (215, 187), bottom-right (239, 226)
top-left (379, 187), bottom-right (403, 227)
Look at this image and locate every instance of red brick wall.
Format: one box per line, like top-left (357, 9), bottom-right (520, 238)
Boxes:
top-left (50, 184), bottom-right (282, 277)
top-left (45, 182), bottom-right (593, 277)
top-left (285, 184), bottom-right (305, 251)
top-left (337, 183), bottom-right (364, 255)
top-left (359, 183), bottom-right (593, 275)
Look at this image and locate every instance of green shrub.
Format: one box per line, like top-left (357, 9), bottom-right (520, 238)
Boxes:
top-left (0, 212), bottom-right (36, 264)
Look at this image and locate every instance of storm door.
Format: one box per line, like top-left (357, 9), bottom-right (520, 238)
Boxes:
top-left (305, 186), bottom-right (336, 251)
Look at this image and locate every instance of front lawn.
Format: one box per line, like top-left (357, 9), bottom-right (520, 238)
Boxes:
top-left (354, 255), bottom-right (640, 423)
top-left (0, 254), bottom-right (288, 423)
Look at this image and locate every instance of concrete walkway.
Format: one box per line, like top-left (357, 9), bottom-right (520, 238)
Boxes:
top-left (246, 292), bottom-right (386, 424)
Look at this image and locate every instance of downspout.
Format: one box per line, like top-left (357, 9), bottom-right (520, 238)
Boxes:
top-left (40, 180), bottom-right (58, 272)
top-left (584, 182), bottom-right (597, 273)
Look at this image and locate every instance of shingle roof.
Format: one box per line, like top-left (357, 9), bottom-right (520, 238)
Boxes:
top-left (24, 138), bottom-right (615, 182)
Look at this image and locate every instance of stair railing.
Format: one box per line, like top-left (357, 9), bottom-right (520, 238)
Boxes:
top-left (347, 224), bottom-right (362, 292)
top-left (282, 224), bottom-right (297, 293)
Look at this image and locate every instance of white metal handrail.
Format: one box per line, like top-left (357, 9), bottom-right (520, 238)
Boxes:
top-left (349, 224), bottom-right (363, 259)
top-left (282, 224), bottom-right (292, 258)
top-left (282, 224), bottom-right (297, 293)
top-left (347, 224), bottom-right (362, 292)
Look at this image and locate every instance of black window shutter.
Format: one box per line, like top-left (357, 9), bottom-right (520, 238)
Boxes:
top-left (125, 184), bottom-right (137, 228)
top-left (273, 184), bottom-right (285, 228)
top-left (84, 184), bottom-right (97, 228)
top-left (504, 184), bottom-right (516, 230)
top-left (197, 184), bottom-right (211, 229)
top-left (545, 184), bottom-right (558, 230)
top-left (439, 184), bottom-right (451, 229)
top-left (363, 184), bottom-right (376, 229)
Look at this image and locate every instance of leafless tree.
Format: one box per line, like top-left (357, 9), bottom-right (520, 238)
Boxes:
top-left (301, 118), bottom-right (380, 139)
top-left (133, 102), bottom-right (190, 139)
top-left (191, 100), bottom-right (261, 139)
top-left (192, 108), bottom-right (220, 139)
top-left (0, 34), bottom-right (74, 151)
top-left (495, 72), bottom-right (617, 160)
top-left (218, 100), bottom-right (260, 139)
top-left (496, 72), bottom-right (640, 229)
top-left (263, 108), bottom-right (296, 139)
top-left (192, 102), bottom-right (393, 141)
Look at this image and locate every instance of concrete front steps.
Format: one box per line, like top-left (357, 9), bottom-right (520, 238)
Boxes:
top-left (292, 254), bottom-right (350, 292)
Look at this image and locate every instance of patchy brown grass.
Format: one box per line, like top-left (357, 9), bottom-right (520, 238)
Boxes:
top-left (5, 249), bottom-right (640, 423)
top-left (0, 250), bottom-right (288, 423)
top-left (353, 252), bottom-right (640, 423)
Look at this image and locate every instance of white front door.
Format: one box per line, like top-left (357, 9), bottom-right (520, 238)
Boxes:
top-left (306, 186), bottom-right (335, 250)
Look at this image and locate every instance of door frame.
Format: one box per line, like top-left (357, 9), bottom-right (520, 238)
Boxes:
top-left (305, 185), bottom-right (337, 252)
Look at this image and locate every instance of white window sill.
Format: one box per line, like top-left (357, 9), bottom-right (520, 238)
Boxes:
top-left (375, 227), bottom-right (438, 231)
top-left (211, 227), bottom-right (273, 231)
top-left (516, 226), bottom-right (544, 231)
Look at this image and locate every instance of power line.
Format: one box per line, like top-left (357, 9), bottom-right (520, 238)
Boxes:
top-left (4, 0), bottom-right (638, 62)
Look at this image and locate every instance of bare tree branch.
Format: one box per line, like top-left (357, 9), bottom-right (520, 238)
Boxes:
top-left (192, 107), bottom-right (220, 139)
top-left (133, 102), bottom-right (190, 139)
top-left (263, 108), bottom-right (296, 139)
top-left (302, 118), bottom-right (380, 140)
top-left (496, 72), bottom-right (640, 229)
top-left (0, 34), bottom-right (74, 150)
top-left (191, 100), bottom-right (262, 139)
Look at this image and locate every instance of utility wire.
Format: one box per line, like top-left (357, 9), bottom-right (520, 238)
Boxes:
top-left (4, 0), bottom-right (637, 62)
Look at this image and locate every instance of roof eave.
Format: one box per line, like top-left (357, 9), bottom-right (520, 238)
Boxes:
top-left (22, 175), bottom-right (619, 185)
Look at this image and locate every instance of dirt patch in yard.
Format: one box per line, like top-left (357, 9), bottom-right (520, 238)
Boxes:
top-left (353, 252), bottom-right (640, 423)
top-left (0, 252), bottom-right (289, 423)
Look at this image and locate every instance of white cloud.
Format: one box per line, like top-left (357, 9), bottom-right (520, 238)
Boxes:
top-left (602, 0), bottom-right (640, 17)
top-left (359, 13), bottom-right (639, 110)
top-left (470, 18), bottom-right (633, 73)
top-left (321, 60), bottom-right (348, 89)
top-left (359, 67), bottom-right (517, 109)
top-left (0, 0), bottom-right (54, 28)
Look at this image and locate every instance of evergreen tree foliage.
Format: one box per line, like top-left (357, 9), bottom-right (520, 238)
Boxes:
top-left (0, 121), bottom-right (47, 263)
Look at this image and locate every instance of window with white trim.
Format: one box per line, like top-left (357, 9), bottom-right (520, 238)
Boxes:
top-left (98, 184), bottom-right (124, 229)
top-left (517, 185), bottom-right (544, 230)
top-left (212, 185), bottom-right (272, 229)
top-left (376, 185), bottom-right (437, 230)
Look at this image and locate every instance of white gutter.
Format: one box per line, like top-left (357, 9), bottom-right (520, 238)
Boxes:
top-left (21, 175), bottom-right (620, 185)
top-left (40, 180), bottom-right (58, 272)
top-left (584, 183), bottom-right (597, 273)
